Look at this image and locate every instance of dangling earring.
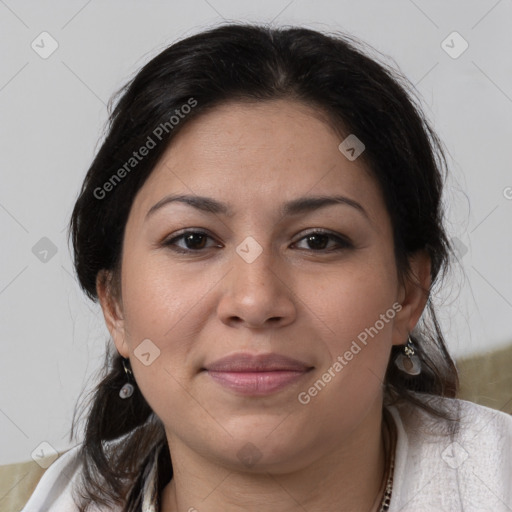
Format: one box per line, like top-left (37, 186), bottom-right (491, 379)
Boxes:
top-left (119, 357), bottom-right (135, 399)
top-left (394, 336), bottom-right (421, 375)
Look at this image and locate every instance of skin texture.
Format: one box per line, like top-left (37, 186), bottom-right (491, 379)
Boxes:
top-left (97, 99), bottom-right (431, 512)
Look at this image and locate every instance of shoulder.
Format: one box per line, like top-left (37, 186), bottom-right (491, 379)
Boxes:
top-left (399, 393), bottom-right (512, 453)
top-left (394, 392), bottom-right (512, 442)
top-left (387, 394), bottom-right (512, 512)
top-left (20, 444), bottom-right (118, 512)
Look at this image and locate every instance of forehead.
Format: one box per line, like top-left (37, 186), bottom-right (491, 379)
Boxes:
top-left (129, 99), bottom-right (385, 222)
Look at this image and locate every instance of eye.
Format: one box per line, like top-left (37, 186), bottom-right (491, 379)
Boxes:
top-left (162, 230), bottom-right (222, 253)
top-left (162, 229), bottom-right (352, 254)
top-left (293, 230), bottom-right (353, 252)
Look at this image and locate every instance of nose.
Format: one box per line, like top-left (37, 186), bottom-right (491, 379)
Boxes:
top-left (216, 247), bottom-right (297, 329)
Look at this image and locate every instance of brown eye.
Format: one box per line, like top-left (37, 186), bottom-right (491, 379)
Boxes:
top-left (163, 230), bottom-right (220, 253)
top-left (182, 232), bottom-right (207, 249)
top-left (305, 233), bottom-right (330, 250)
top-left (294, 231), bottom-right (352, 252)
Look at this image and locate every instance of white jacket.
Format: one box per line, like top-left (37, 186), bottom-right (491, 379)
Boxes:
top-left (21, 395), bottom-right (512, 511)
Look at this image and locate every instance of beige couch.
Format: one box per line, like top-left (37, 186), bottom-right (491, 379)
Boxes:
top-left (456, 344), bottom-right (512, 415)
top-left (0, 454), bottom-right (57, 512)
top-left (2, 344), bottom-right (511, 512)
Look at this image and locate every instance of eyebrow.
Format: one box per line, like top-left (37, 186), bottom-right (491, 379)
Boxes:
top-left (145, 193), bottom-right (370, 221)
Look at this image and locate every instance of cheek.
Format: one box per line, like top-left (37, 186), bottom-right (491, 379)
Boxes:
top-left (296, 270), bottom-right (398, 417)
top-left (121, 253), bottom-right (208, 339)
top-left (118, 256), bottom-right (209, 400)
top-left (305, 256), bottom-right (398, 338)
top-left (301, 256), bottom-right (399, 399)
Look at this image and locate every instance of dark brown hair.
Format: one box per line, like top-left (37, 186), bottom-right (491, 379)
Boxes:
top-left (68, 23), bottom-right (459, 511)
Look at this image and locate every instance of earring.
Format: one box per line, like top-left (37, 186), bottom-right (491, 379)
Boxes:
top-left (394, 336), bottom-right (421, 375)
top-left (119, 357), bottom-right (135, 399)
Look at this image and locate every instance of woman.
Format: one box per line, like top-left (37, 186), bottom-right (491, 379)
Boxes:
top-left (22, 23), bottom-right (512, 512)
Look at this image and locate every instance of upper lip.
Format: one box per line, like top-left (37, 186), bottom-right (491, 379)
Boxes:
top-left (203, 353), bottom-right (313, 372)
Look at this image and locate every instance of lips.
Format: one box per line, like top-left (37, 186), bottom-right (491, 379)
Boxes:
top-left (203, 353), bottom-right (313, 395)
top-left (204, 353), bottom-right (312, 372)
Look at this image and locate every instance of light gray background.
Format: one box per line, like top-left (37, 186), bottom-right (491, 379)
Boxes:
top-left (1, 0), bottom-right (511, 464)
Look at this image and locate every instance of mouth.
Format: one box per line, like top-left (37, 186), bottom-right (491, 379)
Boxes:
top-left (202, 353), bottom-right (314, 396)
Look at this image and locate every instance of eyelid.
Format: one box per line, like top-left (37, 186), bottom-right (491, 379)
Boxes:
top-left (163, 228), bottom-right (222, 248)
top-left (164, 227), bottom-right (214, 241)
top-left (293, 227), bottom-right (350, 240)
top-left (291, 228), bottom-right (353, 249)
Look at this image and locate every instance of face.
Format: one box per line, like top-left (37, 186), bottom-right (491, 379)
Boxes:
top-left (99, 99), bottom-right (427, 472)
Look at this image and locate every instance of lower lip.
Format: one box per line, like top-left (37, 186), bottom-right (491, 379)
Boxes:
top-left (206, 370), bottom-right (310, 395)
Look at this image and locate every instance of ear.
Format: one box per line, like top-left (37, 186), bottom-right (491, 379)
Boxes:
top-left (391, 250), bottom-right (431, 346)
top-left (96, 269), bottom-right (130, 358)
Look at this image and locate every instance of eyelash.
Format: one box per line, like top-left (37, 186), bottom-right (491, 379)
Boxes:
top-left (162, 229), bottom-right (353, 254)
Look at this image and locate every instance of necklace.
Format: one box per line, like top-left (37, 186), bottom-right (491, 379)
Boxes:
top-left (377, 409), bottom-right (396, 512)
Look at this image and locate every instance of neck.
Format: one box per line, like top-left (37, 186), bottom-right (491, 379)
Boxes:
top-left (160, 403), bottom-right (391, 512)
